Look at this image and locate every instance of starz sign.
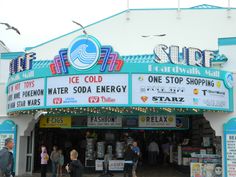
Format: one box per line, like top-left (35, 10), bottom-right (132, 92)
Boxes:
top-left (50, 35), bottom-right (124, 74)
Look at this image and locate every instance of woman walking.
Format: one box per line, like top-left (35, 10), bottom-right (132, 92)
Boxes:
top-left (40, 146), bottom-right (49, 177)
top-left (124, 145), bottom-right (135, 177)
top-left (58, 149), bottom-right (64, 177)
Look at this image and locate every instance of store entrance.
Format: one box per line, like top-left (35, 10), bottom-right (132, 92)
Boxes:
top-left (34, 126), bottom-right (189, 172)
top-left (33, 115), bottom-right (222, 177)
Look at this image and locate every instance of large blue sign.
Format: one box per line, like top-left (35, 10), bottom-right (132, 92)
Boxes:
top-left (68, 35), bottom-right (101, 70)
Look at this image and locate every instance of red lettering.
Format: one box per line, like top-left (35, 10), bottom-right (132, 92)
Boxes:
top-left (14, 83), bottom-right (20, 91)
top-left (84, 76), bottom-right (103, 83)
top-left (69, 76), bottom-right (79, 84)
top-left (24, 81), bottom-right (35, 88)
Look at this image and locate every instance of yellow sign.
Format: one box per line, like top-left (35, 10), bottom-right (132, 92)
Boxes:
top-left (40, 116), bottom-right (71, 128)
top-left (139, 115), bottom-right (176, 127)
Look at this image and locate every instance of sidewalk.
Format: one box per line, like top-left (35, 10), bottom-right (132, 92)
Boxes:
top-left (17, 166), bottom-right (189, 177)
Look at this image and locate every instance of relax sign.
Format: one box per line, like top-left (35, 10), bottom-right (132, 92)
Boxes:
top-left (154, 44), bottom-right (214, 67)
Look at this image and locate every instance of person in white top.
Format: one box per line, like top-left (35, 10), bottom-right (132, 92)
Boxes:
top-left (148, 140), bottom-right (159, 165)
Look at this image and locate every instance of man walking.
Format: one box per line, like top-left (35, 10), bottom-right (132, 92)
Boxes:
top-left (148, 140), bottom-right (159, 165)
top-left (132, 141), bottom-right (140, 177)
top-left (0, 138), bottom-right (14, 177)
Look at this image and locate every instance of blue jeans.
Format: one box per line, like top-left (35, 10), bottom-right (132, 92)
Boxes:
top-left (52, 162), bottom-right (58, 177)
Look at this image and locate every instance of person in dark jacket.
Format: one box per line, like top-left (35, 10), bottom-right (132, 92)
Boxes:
top-left (65, 149), bottom-right (84, 177)
top-left (124, 145), bottom-right (135, 177)
top-left (0, 138), bottom-right (14, 177)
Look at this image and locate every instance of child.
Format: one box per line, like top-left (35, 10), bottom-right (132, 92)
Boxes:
top-left (65, 149), bottom-right (84, 177)
top-left (40, 146), bottom-right (49, 177)
top-left (58, 149), bottom-right (64, 177)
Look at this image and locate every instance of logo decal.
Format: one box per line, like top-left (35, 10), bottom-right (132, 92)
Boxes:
top-left (225, 72), bottom-right (234, 88)
top-left (88, 96), bottom-right (100, 103)
top-left (216, 81), bottom-right (221, 88)
top-left (141, 96), bottom-right (148, 102)
top-left (53, 98), bottom-right (63, 104)
top-left (68, 35), bottom-right (101, 70)
top-left (193, 88), bottom-right (199, 95)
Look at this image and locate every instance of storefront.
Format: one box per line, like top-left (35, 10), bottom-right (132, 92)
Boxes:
top-left (0, 4), bottom-right (236, 176)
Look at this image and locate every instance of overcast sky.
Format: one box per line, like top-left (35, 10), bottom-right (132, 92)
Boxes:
top-left (0, 0), bottom-right (235, 51)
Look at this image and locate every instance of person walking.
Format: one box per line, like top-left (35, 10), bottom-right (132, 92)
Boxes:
top-left (103, 146), bottom-right (113, 176)
top-left (57, 149), bottom-right (64, 177)
top-left (161, 138), bottom-right (170, 165)
top-left (148, 140), bottom-right (159, 165)
top-left (65, 149), bottom-right (84, 177)
top-left (124, 145), bottom-right (135, 177)
top-left (40, 146), bottom-right (49, 177)
top-left (50, 146), bottom-right (60, 177)
top-left (132, 141), bottom-right (140, 177)
top-left (0, 138), bottom-right (15, 177)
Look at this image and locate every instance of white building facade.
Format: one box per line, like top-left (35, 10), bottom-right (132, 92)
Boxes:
top-left (0, 4), bottom-right (236, 176)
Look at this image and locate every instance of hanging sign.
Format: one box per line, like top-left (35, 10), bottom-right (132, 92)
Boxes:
top-left (87, 116), bottom-right (122, 127)
top-left (39, 116), bottom-right (71, 128)
top-left (139, 115), bottom-right (176, 128)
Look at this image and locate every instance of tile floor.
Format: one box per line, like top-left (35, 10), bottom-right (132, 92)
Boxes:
top-left (17, 165), bottom-right (189, 177)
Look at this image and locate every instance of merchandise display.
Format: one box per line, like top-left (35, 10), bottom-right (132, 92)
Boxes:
top-left (97, 141), bottom-right (105, 159)
top-left (116, 141), bottom-right (125, 159)
top-left (86, 138), bottom-right (95, 160)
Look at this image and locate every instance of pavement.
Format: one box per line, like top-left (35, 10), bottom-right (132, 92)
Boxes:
top-left (17, 165), bottom-right (189, 177)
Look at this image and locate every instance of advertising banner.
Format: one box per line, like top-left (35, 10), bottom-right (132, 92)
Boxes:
top-left (139, 115), bottom-right (176, 128)
top-left (95, 160), bottom-right (125, 171)
top-left (0, 133), bottom-right (14, 150)
top-left (95, 160), bottom-right (104, 171)
top-left (46, 74), bottom-right (128, 106)
top-left (7, 78), bottom-right (45, 111)
top-left (108, 160), bottom-right (125, 171)
top-left (132, 74), bottom-right (229, 110)
top-left (224, 118), bottom-right (236, 177)
top-left (87, 116), bottom-right (122, 127)
top-left (190, 163), bottom-right (222, 177)
top-left (40, 116), bottom-right (71, 128)
top-left (226, 134), bottom-right (236, 177)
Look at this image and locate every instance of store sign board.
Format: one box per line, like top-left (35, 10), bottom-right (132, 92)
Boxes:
top-left (7, 78), bottom-right (45, 111)
top-left (154, 44), bottom-right (214, 67)
top-left (224, 118), bottom-right (236, 177)
top-left (95, 160), bottom-right (104, 171)
top-left (132, 74), bottom-right (230, 110)
top-left (40, 116), bottom-right (71, 128)
top-left (139, 115), bottom-right (176, 128)
top-left (87, 116), bottom-right (122, 127)
top-left (9, 53), bottom-right (36, 75)
top-left (95, 160), bottom-right (125, 171)
top-left (176, 116), bottom-right (189, 129)
top-left (46, 74), bottom-right (128, 106)
top-left (108, 160), bottom-right (124, 171)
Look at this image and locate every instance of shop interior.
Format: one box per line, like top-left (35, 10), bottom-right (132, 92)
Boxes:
top-left (33, 115), bottom-right (222, 175)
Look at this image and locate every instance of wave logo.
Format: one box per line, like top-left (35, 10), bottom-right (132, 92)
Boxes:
top-left (68, 35), bottom-right (101, 70)
top-left (225, 72), bottom-right (234, 88)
